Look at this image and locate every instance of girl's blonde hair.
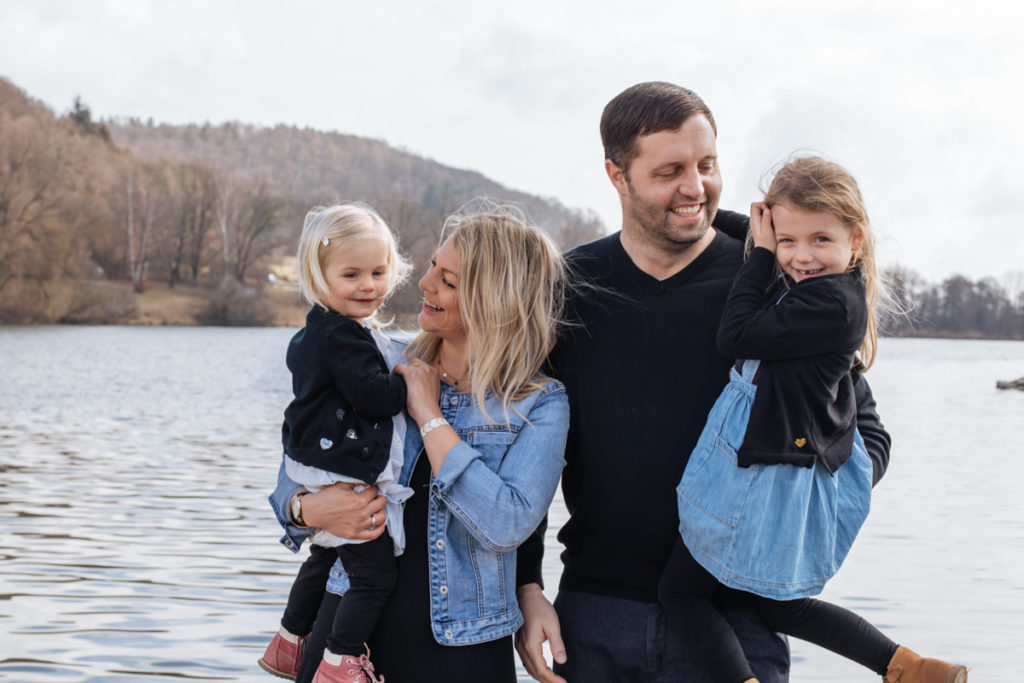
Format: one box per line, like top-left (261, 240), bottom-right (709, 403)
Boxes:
top-left (297, 203), bottom-right (412, 319)
top-left (757, 156), bottom-right (884, 370)
top-left (407, 201), bottom-right (567, 421)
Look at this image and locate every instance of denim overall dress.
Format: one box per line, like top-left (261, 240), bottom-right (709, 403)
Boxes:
top-left (676, 358), bottom-right (874, 600)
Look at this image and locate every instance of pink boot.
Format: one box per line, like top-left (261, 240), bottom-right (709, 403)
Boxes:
top-left (257, 632), bottom-right (308, 680)
top-left (311, 645), bottom-right (384, 683)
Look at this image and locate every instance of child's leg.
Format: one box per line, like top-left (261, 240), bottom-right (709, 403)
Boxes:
top-left (281, 543), bottom-right (338, 637)
top-left (753, 596), bottom-right (899, 675)
top-left (327, 530), bottom-right (398, 657)
top-left (658, 537), bottom-right (758, 682)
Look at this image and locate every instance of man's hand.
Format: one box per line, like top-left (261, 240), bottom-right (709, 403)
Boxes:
top-left (300, 482), bottom-right (387, 541)
top-left (515, 583), bottom-right (567, 683)
top-left (749, 202), bottom-right (777, 252)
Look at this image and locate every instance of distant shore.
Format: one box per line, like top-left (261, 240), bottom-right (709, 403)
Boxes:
top-left (0, 278), bottom-right (425, 328)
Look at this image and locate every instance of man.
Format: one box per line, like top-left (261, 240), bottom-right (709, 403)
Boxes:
top-left (514, 82), bottom-right (891, 682)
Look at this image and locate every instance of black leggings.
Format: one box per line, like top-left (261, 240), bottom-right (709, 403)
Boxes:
top-left (658, 538), bottom-right (898, 682)
top-left (281, 531), bottom-right (397, 657)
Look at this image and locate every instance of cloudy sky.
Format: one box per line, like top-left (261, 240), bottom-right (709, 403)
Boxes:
top-left (3, 0), bottom-right (1022, 282)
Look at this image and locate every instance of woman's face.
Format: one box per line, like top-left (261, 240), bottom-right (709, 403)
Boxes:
top-left (418, 237), bottom-right (465, 343)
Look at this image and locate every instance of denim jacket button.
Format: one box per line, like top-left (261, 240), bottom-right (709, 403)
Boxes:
top-left (444, 630), bottom-right (453, 639)
top-left (436, 539), bottom-right (445, 549)
top-left (439, 585), bottom-right (448, 594)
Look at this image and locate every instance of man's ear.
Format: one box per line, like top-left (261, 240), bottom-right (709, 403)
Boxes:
top-left (605, 159), bottom-right (628, 198)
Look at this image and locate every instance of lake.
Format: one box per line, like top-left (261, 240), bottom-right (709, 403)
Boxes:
top-left (0, 327), bottom-right (1021, 681)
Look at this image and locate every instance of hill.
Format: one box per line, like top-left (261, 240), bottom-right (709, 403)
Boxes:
top-left (0, 76), bottom-right (603, 324)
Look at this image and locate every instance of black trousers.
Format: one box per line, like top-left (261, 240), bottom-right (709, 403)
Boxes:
top-left (658, 538), bottom-right (899, 682)
top-left (281, 543), bottom-right (336, 636)
top-left (281, 531), bottom-right (397, 657)
top-left (329, 531), bottom-right (398, 656)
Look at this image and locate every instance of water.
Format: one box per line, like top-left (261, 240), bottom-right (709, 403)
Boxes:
top-left (0, 328), bottom-right (1021, 682)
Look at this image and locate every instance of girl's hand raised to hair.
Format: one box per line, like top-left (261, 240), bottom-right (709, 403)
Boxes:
top-left (749, 202), bottom-right (777, 252)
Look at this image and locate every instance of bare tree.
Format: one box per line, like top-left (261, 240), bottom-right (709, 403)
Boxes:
top-left (0, 112), bottom-right (68, 296)
top-left (231, 178), bottom-right (280, 282)
top-left (167, 162), bottom-right (216, 287)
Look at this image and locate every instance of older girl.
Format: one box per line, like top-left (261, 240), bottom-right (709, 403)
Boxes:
top-left (658, 157), bottom-right (967, 683)
top-left (270, 204), bottom-right (570, 683)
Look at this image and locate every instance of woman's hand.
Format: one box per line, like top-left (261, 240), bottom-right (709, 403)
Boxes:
top-left (749, 202), bottom-right (777, 252)
top-left (393, 359), bottom-right (443, 425)
top-left (300, 482), bottom-right (387, 540)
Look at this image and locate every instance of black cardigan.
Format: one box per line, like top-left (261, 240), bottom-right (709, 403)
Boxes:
top-left (717, 247), bottom-right (867, 473)
top-left (281, 307), bottom-right (407, 484)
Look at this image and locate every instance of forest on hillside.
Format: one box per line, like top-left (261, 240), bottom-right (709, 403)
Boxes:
top-left (0, 77), bottom-right (603, 325)
top-left (1, 76), bottom-right (1022, 338)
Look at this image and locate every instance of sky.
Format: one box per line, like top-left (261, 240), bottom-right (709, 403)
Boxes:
top-left (3, 0), bottom-right (1023, 283)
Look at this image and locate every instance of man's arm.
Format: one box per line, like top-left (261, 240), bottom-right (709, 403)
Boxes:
top-left (713, 207), bottom-right (750, 241)
top-left (515, 516), bottom-right (568, 683)
top-left (852, 371), bottom-right (891, 485)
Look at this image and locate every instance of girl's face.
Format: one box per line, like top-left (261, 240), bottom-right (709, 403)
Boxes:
top-left (417, 237), bottom-right (466, 343)
top-left (771, 201), bottom-right (863, 283)
top-left (321, 236), bottom-right (390, 320)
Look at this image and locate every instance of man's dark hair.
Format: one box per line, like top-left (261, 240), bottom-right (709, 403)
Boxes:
top-left (600, 82), bottom-right (717, 173)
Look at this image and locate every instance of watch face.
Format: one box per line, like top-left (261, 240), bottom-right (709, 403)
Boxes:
top-left (291, 495), bottom-right (303, 524)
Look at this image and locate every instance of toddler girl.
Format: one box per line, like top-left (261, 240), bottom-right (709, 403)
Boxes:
top-left (658, 157), bottom-right (967, 683)
top-left (259, 203), bottom-right (412, 683)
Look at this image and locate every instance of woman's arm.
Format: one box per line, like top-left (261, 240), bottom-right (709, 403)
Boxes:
top-left (433, 387), bottom-right (569, 551)
top-left (268, 456), bottom-right (388, 543)
top-left (394, 360), bottom-right (569, 551)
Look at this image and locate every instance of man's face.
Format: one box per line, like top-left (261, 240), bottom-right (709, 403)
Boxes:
top-left (608, 115), bottom-right (722, 254)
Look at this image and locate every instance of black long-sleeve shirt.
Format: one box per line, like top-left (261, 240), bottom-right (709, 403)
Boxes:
top-left (518, 212), bottom-right (891, 601)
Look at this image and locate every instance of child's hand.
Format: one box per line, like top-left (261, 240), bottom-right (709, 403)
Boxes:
top-left (749, 202), bottom-right (777, 252)
top-left (393, 359), bottom-right (442, 425)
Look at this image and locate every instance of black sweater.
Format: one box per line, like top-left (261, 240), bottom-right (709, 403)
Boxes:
top-left (281, 307), bottom-right (406, 485)
top-left (718, 247), bottom-right (866, 473)
top-left (518, 214), bottom-right (891, 602)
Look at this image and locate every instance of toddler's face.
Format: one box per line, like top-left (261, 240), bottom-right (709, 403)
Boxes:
top-left (321, 237), bottom-right (390, 320)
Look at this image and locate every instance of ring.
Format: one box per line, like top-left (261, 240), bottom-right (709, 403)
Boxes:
top-left (369, 513), bottom-right (377, 530)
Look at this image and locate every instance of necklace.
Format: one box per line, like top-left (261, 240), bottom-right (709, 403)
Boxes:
top-left (439, 363), bottom-right (460, 386)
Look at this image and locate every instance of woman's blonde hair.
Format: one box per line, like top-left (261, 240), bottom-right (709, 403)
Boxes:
top-left (407, 201), bottom-right (567, 421)
top-left (757, 155), bottom-right (885, 370)
top-left (296, 203), bottom-right (412, 320)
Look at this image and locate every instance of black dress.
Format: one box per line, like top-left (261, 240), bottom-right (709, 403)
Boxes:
top-left (296, 455), bottom-right (516, 683)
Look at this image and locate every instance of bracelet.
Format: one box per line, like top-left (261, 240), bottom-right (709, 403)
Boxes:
top-left (420, 416), bottom-right (449, 438)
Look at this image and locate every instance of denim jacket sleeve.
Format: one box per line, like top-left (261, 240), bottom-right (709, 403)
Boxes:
top-left (269, 455), bottom-right (312, 553)
top-left (430, 383), bottom-right (569, 552)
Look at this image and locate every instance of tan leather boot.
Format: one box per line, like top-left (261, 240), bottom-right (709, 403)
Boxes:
top-left (883, 646), bottom-right (968, 683)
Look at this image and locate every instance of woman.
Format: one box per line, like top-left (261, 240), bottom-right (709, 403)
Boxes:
top-left (268, 204), bottom-right (571, 683)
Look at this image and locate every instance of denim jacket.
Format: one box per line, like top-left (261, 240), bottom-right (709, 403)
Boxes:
top-left (269, 351), bottom-right (569, 646)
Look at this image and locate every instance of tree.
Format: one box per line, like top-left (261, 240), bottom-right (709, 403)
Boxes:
top-left (231, 179), bottom-right (281, 282)
top-left (114, 159), bottom-right (172, 292)
top-left (0, 112), bottom-right (68, 296)
top-left (166, 163), bottom-right (216, 287)
top-left (68, 96), bottom-right (111, 142)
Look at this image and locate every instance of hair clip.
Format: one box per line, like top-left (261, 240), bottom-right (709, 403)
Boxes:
top-left (321, 236), bottom-right (330, 246)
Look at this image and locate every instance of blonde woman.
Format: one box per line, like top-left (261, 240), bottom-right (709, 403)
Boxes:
top-left (269, 203), bottom-right (571, 683)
